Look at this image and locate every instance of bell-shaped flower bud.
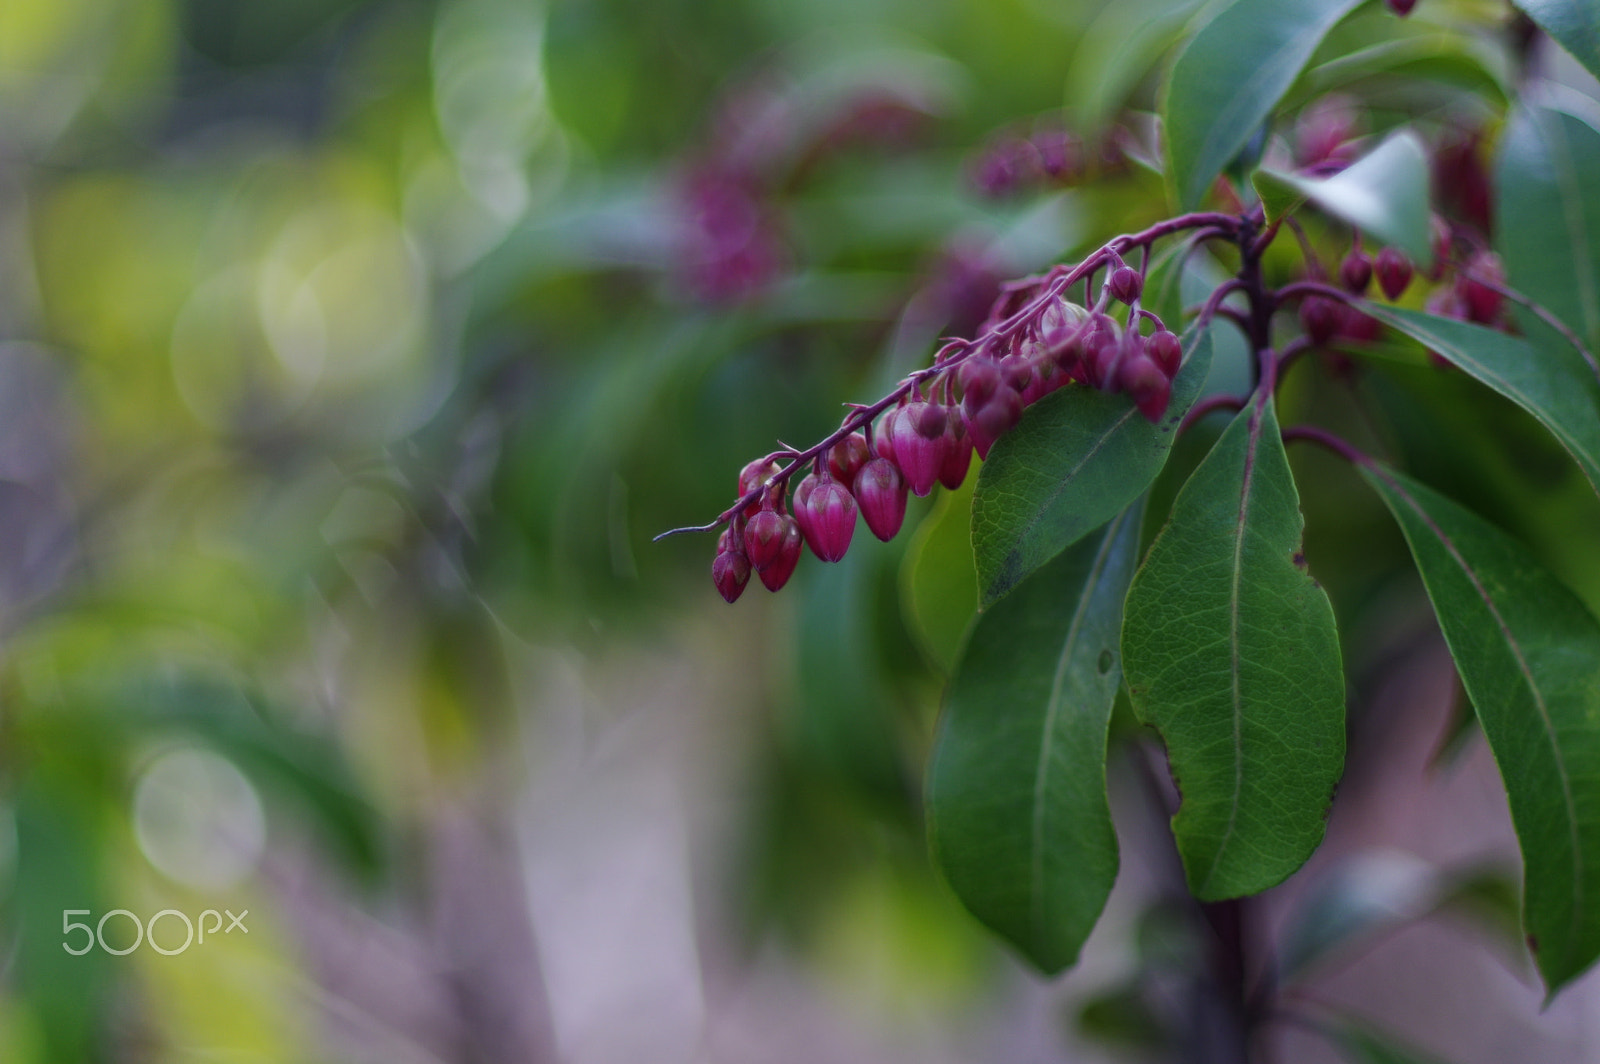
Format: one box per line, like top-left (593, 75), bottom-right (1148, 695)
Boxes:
top-left (1300, 296), bottom-right (1339, 346)
top-left (712, 528), bottom-right (751, 603)
top-left (1120, 352), bottom-right (1172, 421)
top-left (737, 458), bottom-right (780, 517)
top-left (1107, 265), bottom-right (1143, 305)
top-left (1339, 250), bottom-right (1372, 294)
top-left (1147, 329), bottom-right (1182, 378)
top-left (939, 413), bottom-right (973, 489)
top-left (743, 506), bottom-right (790, 572)
top-left (791, 472), bottom-right (819, 546)
top-left (893, 401), bottom-right (949, 496)
top-left (967, 385), bottom-right (1023, 460)
top-left (1374, 247), bottom-right (1413, 300)
top-left (1458, 250), bottom-right (1504, 324)
top-left (827, 431), bottom-right (870, 484)
top-left (799, 474), bottom-right (857, 562)
top-left (854, 457), bottom-right (908, 541)
top-left (958, 356), bottom-right (1001, 411)
top-left (874, 406), bottom-right (903, 465)
top-left (757, 516), bottom-right (803, 591)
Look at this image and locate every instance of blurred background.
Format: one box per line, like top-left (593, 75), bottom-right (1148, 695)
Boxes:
top-left (2, 0), bottom-right (1600, 1060)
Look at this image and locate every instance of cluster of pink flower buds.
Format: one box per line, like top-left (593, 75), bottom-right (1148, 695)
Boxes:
top-left (711, 261), bottom-right (1187, 600)
top-left (1298, 217), bottom-right (1508, 367)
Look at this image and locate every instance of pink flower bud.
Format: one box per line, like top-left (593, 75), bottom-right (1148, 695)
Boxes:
top-left (997, 353), bottom-right (1034, 394)
top-left (798, 473), bottom-right (857, 562)
top-left (791, 472), bottom-right (819, 546)
top-left (757, 516), bottom-right (802, 591)
top-left (827, 432), bottom-right (870, 484)
top-left (893, 401), bottom-right (949, 496)
top-left (1375, 247), bottom-right (1413, 300)
top-left (854, 457), bottom-right (908, 541)
top-left (939, 413), bottom-right (973, 489)
top-left (968, 386), bottom-right (1023, 460)
top-left (1147, 329), bottom-right (1182, 378)
top-left (1119, 353), bottom-right (1172, 421)
top-left (712, 528), bottom-right (751, 603)
top-left (1385, 0), bottom-right (1416, 16)
top-left (1300, 296), bottom-right (1339, 346)
top-left (737, 458), bottom-right (780, 517)
top-left (1107, 265), bottom-right (1143, 305)
top-left (1458, 251), bottom-right (1504, 324)
top-left (958, 357), bottom-right (1000, 409)
top-left (1339, 251), bottom-right (1372, 294)
top-left (874, 406), bottom-right (903, 464)
top-left (743, 507), bottom-right (789, 571)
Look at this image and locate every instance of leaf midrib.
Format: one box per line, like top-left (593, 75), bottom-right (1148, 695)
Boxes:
top-left (1196, 399), bottom-right (1265, 897)
top-left (1029, 508), bottom-right (1129, 939)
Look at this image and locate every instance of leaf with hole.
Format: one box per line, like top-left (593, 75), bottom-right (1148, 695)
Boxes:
top-left (1122, 396), bottom-right (1345, 900)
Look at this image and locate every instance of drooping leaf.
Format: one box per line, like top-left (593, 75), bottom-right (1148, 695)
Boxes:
top-left (1122, 397), bottom-right (1345, 900)
top-left (971, 325), bottom-right (1213, 607)
top-left (1362, 305), bottom-right (1600, 494)
top-left (1253, 132), bottom-right (1433, 263)
top-left (1516, 0), bottom-right (1600, 84)
top-left (1289, 33), bottom-right (1510, 109)
top-left (1495, 100), bottom-right (1600, 352)
top-left (927, 503), bottom-right (1143, 974)
top-left (1163, 0), bottom-right (1363, 210)
top-left (1358, 464), bottom-right (1600, 996)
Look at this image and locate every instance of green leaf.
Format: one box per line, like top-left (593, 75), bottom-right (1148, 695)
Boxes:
top-left (927, 503), bottom-right (1144, 974)
top-left (1067, 0), bottom-right (1207, 142)
top-left (971, 325), bottom-right (1213, 607)
top-left (1358, 464), bottom-right (1600, 997)
top-left (1516, 0), bottom-right (1600, 84)
top-left (1495, 100), bottom-right (1600, 352)
top-left (1361, 304), bottom-right (1600, 494)
top-left (1253, 132), bottom-right (1433, 263)
top-left (1289, 33), bottom-right (1510, 109)
top-left (1163, 0), bottom-right (1363, 210)
top-left (1122, 396), bottom-right (1345, 900)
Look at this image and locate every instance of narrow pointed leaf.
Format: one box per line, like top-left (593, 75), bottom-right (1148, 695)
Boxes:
top-left (927, 503), bottom-right (1144, 973)
top-left (1495, 100), bottom-right (1600, 351)
top-left (1516, 0), bottom-right (1600, 84)
top-left (1362, 304), bottom-right (1600, 494)
top-left (1122, 397), bottom-right (1345, 899)
top-left (972, 325), bottom-right (1213, 607)
top-left (1253, 132), bottom-right (1433, 263)
top-left (1163, 0), bottom-right (1363, 210)
top-left (1358, 464), bottom-right (1600, 996)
